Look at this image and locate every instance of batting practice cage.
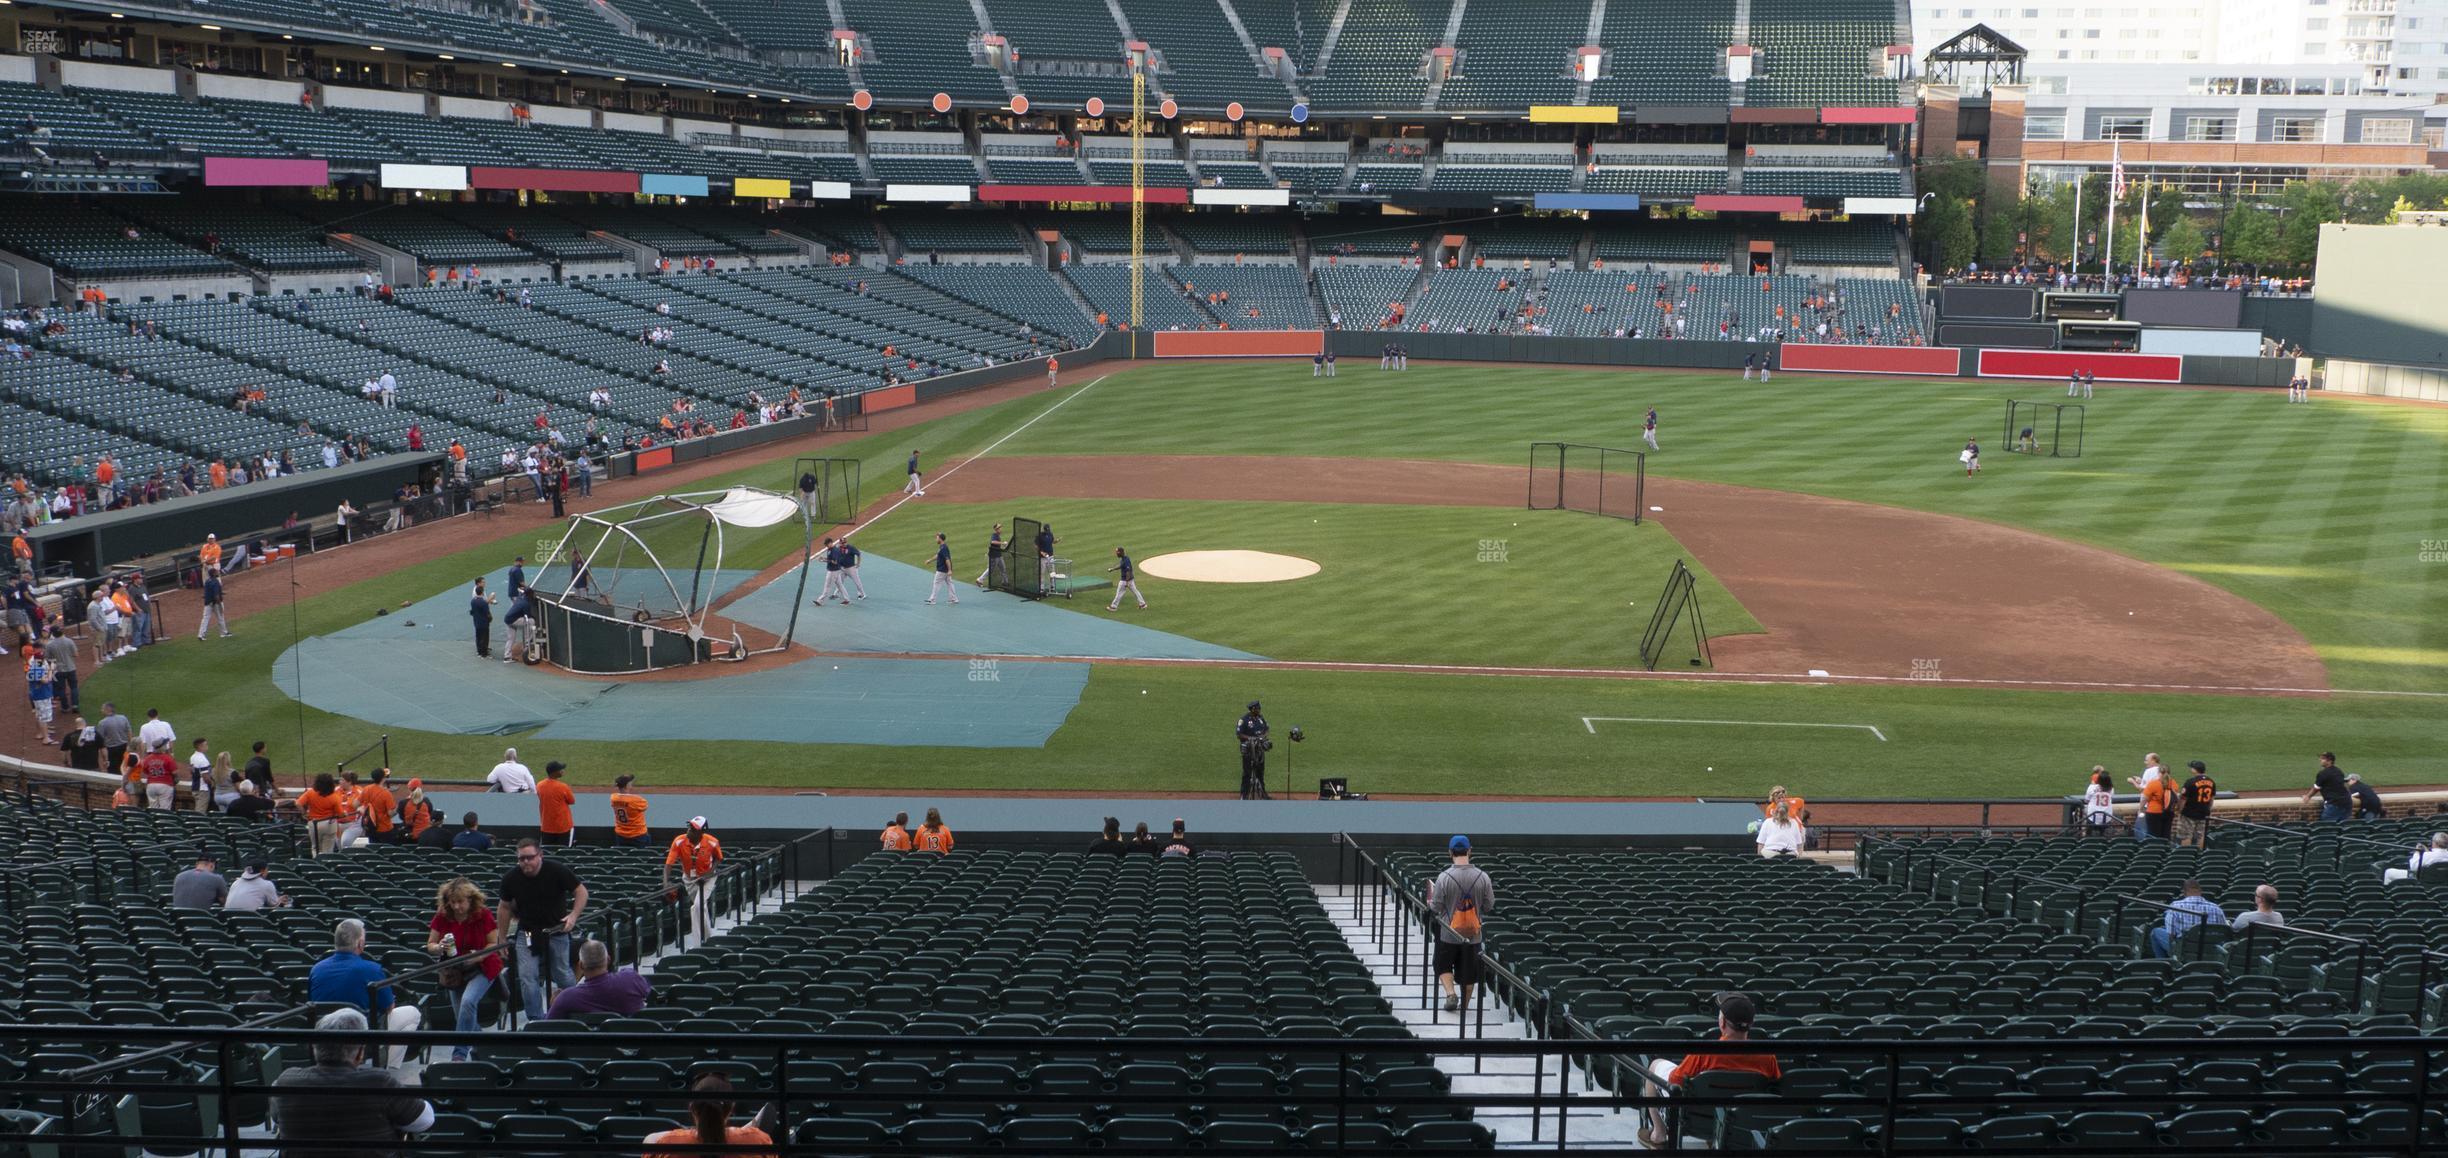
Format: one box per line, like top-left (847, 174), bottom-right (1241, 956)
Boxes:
top-left (1528, 442), bottom-right (1646, 523)
top-left (2005, 400), bottom-right (2086, 458)
top-left (531, 487), bottom-right (814, 673)
top-left (792, 457), bottom-right (863, 525)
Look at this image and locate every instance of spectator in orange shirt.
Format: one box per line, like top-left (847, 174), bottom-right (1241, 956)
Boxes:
top-left (1763, 786), bottom-right (1806, 826)
top-left (358, 767), bottom-right (400, 844)
top-left (642, 1074), bottom-right (775, 1158)
top-left (199, 533), bottom-right (222, 571)
top-left (536, 761), bottom-right (577, 846)
top-left (913, 807), bottom-right (955, 853)
top-left (300, 772), bottom-right (346, 855)
top-left (333, 771), bottom-right (366, 845)
top-left (1640, 995), bottom-right (1780, 1147)
top-left (208, 461), bottom-right (228, 490)
top-left (609, 774), bottom-right (650, 847)
top-left (662, 817), bottom-right (725, 938)
top-left (880, 812), bottom-right (912, 851)
top-left (2139, 771), bottom-right (2175, 842)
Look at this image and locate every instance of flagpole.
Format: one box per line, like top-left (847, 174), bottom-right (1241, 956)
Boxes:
top-left (2070, 176), bottom-right (2081, 270)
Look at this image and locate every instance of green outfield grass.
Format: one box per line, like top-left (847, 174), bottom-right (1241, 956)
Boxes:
top-left (63, 361), bottom-right (2448, 798)
top-left (1014, 363), bottom-right (2448, 693)
top-left (849, 497), bottom-right (1758, 668)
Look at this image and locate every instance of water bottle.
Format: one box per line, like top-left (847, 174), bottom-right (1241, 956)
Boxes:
top-left (441, 932), bottom-right (457, 956)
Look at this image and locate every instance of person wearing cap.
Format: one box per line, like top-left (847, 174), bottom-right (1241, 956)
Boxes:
top-left (662, 818), bottom-right (725, 940)
top-left (536, 761), bottom-right (576, 847)
top-left (1639, 994), bottom-right (1780, 1147)
top-left (197, 565), bottom-right (230, 640)
top-left (225, 858), bottom-right (287, 910)
top-left (609, 775), bottom-right (651, 848)
top-left (1236, 700), bottom-right (1271, 800)
top-left (399, 779), bottom-right (437, 842)
top-left (171, 851), bottom-right (227, 909)
top-left (1428, 835), bottom-right (1493, 1014)
top-left (2347, 773), bottom-right (2385, 820)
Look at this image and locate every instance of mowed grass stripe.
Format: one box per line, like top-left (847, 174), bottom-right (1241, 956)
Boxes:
top-left (1020, 364), bottom-right (2448, 691)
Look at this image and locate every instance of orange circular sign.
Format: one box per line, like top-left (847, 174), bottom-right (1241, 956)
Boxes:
top-left (1085, 97), bottom-right (1105, 117)
top-left (931, 92), bottom-right (952, 113)
top-left (1010, 94), bottom-right (1030, 114)
top-left (851, 89), bottom-right (873, 110)
top-left (1225, 101), bottom-right (1244, 122)
top-left (1159, 97), bottom-right (1179, 119)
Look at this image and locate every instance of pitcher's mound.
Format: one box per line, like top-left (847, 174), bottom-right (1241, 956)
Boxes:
top-left (1141, 550), bottom-right (1322, 584)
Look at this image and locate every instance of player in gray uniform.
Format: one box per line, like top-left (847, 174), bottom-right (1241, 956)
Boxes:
top-left (1106, 547), bottom-right (1147, 611)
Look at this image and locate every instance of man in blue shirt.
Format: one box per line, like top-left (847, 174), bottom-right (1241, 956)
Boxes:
top-left (814, 537), bottom-right (852, 606)
top-left (307, 919), bottom-right (422, 1065)
top-left (501, 585), bottom-right (533, 664)
top-left (904, 450), bottom-right (924, 497)
top-left (842, 539), bottom-right (866, 599)
top-left (926, 533), bottom-right (959, 605)
top-left (506, 556), bottom-right (526, 599)
top-left (2149, 880), bottom-right (2228, 958)
top-left (1106, 547), bottom-right (1147, 611)
top-left (451, 811), bottom-right (492, 850)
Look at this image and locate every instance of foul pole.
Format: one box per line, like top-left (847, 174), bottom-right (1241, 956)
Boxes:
top-left (1130, 61), bottom-right (1145, 356)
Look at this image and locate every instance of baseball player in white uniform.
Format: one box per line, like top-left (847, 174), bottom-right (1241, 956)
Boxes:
top-left (1642, 408), bottom-right (1659, 452)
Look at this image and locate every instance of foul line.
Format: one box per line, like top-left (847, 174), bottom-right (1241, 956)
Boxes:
top-left (891, 650), bottom-right (2446, 700)
top-left (1583, 716), bottom-right (1888, 741)
top-left (839, 372), bottom-right (1109, 542)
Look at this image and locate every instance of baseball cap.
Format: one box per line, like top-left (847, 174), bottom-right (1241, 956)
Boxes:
top-left (688, 815), bottom-right (707, 829)
top-left (1247, 700), bottom-right (1262, 711)
top-left (2188, 760), bottom-right (2207, 772)
top-left (1449, 835), bottom-right (1471, 853)
top-left (404, 778), bottom-right (423, 791)
top-left (244, 858), bottom-right (268, 873)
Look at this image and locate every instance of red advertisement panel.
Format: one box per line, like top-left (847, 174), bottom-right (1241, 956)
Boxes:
top-left (1976, 349), bottom-right (2183, 383)
top-left (468, 167), bottom-right (640, 194)
top-left (1152, 330), bottom-right (1325, 358)
top-left (1775, 344), bottom-right (1963, 376)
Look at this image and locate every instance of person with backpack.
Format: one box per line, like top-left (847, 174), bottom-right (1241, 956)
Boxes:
top-left (1428, 835), bottom-right (1493, 1014)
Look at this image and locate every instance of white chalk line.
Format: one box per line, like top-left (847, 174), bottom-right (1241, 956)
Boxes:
top-left (1582, 716), bottom-right (1888, 741)
top-left (926, 650), bottom-right (2448, 700)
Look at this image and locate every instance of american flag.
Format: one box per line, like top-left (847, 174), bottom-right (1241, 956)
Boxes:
top-left (2110, 142), bottom-right (2128, 200)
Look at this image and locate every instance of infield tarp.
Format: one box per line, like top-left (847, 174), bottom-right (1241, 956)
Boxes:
top-left (271, 566), bottom-right (1092, 746)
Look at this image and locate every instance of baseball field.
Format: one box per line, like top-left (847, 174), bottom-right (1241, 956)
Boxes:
top-left (57, 360), bottom-right (2448, 799)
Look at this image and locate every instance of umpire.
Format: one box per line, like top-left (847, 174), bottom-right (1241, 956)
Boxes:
top-left (1236, 701), bottom-right (1272, 800)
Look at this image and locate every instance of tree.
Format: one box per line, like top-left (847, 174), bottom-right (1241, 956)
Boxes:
top-left (2158, 216), bottom-right (2207, 264)
top-left (1978, 200), bottom-right (2021, 264)
top-left (2277, 180), bottom-right (2344, 267)
top-left (1926, 196), bottom-right (1977, 272)
top-left (1916, 158), bottom-right (1985, 203)
top-left (2223, 202), bottom-right (2281, 269)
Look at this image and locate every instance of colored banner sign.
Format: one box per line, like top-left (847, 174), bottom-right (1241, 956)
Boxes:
top-left (204, 157), bottom-right (330, 187)
top-left (1153, 330), bottom-right (1324, 358)
top-left (1976, 349), bottom-right (2184, 383)
top-left (1843, 196), bottom-right (1919, 215)
top-left (380, 163), bottom-right (469, 191)
top-left (469, 167), bottom-right (640, 194)
top-left (977, 184), bottom-right (1190, 204)
top-left (731, 177), bottom-right (792, 198)
top-left (806, 180), bottom-right (852, 200)
top-left (1534, 192), bottom-right (1642, 212)
top-left (1191, 188), bottom-right (1291, 207)
top-left (1821, 106), bottom-right (1919, 124)
top-left (1694, 194), bottom-right (1805, 213)
top-left (885, 183), bottom-right (971, 202)
top-left (1776, 344), bottom-right (1962, 376)
top-left (1529, 105), bottom-right (1618, 124)
top-left (640, 173), bottom-right (711, 197)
